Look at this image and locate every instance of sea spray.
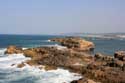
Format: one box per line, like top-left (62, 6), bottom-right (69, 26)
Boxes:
top-left (0, 49), bottom-right (82, 83)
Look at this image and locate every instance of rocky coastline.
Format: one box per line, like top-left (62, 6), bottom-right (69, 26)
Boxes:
top-left (4, 37), bottom-right (125, 83)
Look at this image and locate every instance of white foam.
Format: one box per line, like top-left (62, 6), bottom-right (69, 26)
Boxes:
top-left (17, 61), bottom-right (82, 83)
top-left (54, 44), bottom-right (67, 50)
top-left (0, 48), bottom-right (82, 83)
top-left (47, 40), bottom-right (51, 42)
top-left (42, 44), bottom-right (67, 50)
top-left (0, 48), bottom-right (6, 56)
top-left (0, 53), bottom-right (31, 69)
top-left (22, 48), bottom-right (28, 50)
top-left (18, 65), bottom-right (82, 83)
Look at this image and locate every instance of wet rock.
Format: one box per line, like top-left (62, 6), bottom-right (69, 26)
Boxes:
top-left (5, 45), bottom-right (23, 54)
top-left (44, 65), bottom-right (57, 71)
top-left (17, 63), bottom-right (25, 68)
top-left (11, 64), bottom-right (15, 66)
top-left (26, 60), bottom-right (39, 66)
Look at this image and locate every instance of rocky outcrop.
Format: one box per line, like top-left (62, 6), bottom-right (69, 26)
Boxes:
top-left (4, 37), bottom-right (125, 83)
top-left (5, 45), bottom-right (23, 54)
top-left (51, 37), bottom-right (95, 52)
top-left (81, 52), bottom-right (125, 83)
top-left (22, 47), bottom-right (93, 68)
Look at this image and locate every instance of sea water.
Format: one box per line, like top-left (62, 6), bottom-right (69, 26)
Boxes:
top-left (0, 34), bottom-right (125, 83)
top-left (0, 34), bottom-right (125, 55)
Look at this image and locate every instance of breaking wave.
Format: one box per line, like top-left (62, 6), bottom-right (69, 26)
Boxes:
top-left (0, 49), bottom-right (81, 83)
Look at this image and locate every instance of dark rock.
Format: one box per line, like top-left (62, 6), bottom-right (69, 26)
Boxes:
top-left (95, 53), bottom-right (113, 61)
top-left (114, 51), bottom-right (125, 61)
top-left (95, 53), bottom-right (104, 60)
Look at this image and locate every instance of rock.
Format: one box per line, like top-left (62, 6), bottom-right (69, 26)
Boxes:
top-left (84, 61), bottom-right (125, 83)
top-left (4, 38), bottom-right (125, 83)
top-left (23, 49), bottom-right (38, 58)
top-left (70, 78), bottom-right (85, 83)
top-left (44, 65), bottom-right (57, 71)
top-left (71, 78), bottom-right (98, 83)
top-left (108, 59), bottom-right (124, 68)
top-left (51, 37), bottom-right (95, 52)
top-left (84, 52), bottom-right (125, 83)
top-left (114, 51), bottom-right (125, 61)
top-left (22, 46), bottom-right (93, 69)
top-left (67, 65), bottom-right (84, 74)
top-left (94, 53), bottom-right (104, 60)
top-left (26, 60), bottom-right (39, 66)
top-left (114, 59), bottom-right (124, 67)
top-left (5, 45), bottom-right (23, 54)
top-left (86, 79), bottom-right (98, 83)
top-left (17, 63), bottom-right (25, 68)
top-left (11, 64), bottom-right (15, 66)
top-left (95, 53), bottom-right (113, 61)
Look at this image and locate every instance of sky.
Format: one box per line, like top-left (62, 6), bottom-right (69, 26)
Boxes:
top-left (0, 0), bottom-right (125, 34)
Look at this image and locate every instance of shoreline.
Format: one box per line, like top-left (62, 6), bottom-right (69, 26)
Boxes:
top-left (2, 37), bottom-right (125, 83)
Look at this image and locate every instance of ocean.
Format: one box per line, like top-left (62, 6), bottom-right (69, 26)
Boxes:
top-left (0, 34), bottom-right (125, 83)
top-left (0, 34), bottom-right (125, 55)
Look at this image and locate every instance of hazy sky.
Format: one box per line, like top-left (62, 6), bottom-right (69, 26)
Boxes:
top-left (0, 0), bottom-right (125, 34)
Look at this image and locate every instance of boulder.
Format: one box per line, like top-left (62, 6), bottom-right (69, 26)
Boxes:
top-left (5, 45), bottom-right (23, 54)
